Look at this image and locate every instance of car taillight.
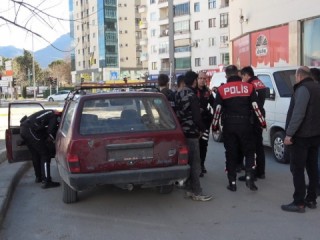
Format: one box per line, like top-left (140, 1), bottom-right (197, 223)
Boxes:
top-left (178, 146), bottom-right (188, 165)
top-left (67, 153), bottom-right (80, 173)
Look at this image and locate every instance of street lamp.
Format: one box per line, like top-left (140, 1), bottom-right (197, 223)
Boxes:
top-left (32, 33), bottom-right (36, 100)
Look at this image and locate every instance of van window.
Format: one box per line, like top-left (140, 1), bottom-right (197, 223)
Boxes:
top-left (257, 74), bottom-right (274, 99)
top-left (273, 70), bottom-right (296, 97)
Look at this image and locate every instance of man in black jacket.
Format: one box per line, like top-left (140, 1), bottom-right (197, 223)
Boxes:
top-left (20, 109), bottom-right (61, 189)
top-left (212, 65), bottom-right (266, 192)
top-left (196, 71), bottom-right (215, 177)
top-left (175, 70), bottom-right (212, 201)
top-left (239, 66), bottom-right (267, 180)
top-left (281, 66), bottom-right (320, 213)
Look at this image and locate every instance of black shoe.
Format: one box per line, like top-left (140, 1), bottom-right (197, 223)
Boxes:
top-left (227, 182), bottom-right (237, 192)
top-left (281, 202), bottom-right (305, 213)
top-left (199, 172), bottom-right (204, 177)
top-left (304, 200), bottom-right (317, 209)
top-left (42, 181), bottom-right (61, 189)
top-left (246, 176), bottom-right (258, 191)
top-left (238, 175), bottom-right (246, 182)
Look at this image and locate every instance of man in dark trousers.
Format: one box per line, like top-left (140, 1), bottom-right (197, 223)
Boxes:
top-left (175, 70), bottom-right (212, 201)
top-left (20, 109), bottom-right (61, 189)
top-left (239, 66), bottom-right (267, 181)
top-left (196, 71), bottom-right (215, 177)
top-left (281, 66), bottom-right (320, 213)
top-left (212, 65), bottom-right (266, 192)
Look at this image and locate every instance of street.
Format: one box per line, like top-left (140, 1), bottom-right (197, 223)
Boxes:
top-left (0, 138), bottom-right (319, 240)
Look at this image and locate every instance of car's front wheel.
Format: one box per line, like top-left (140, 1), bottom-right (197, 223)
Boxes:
top-left (48, 97), bottom-right (54, 102)
top-left (271, 131), bottom-right (289, 164)
top-left (62, 180), bottom-right (78, 204)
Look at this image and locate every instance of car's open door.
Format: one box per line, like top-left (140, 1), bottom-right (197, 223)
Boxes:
top-left (5, 102), bottom-right (45, 163)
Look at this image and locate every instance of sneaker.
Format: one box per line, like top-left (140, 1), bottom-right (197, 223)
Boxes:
top-left (201, 167), bottom-right (207, 174)
top-left (304, 200), bottom-right (317, 209)
top-left (281, 202), bottom-right (305, 213)
top-left (199, 172), bottom-right (204, 178)
top-left (42, 181), bottom-right (61, 189)
top-left (191, 193), bottom-right (213, 202)
top-left (227, 182), bottom-right (237, 192)
top-left (246, 176), bottom-right (258, 191)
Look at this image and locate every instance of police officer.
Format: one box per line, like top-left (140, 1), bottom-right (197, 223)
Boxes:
top-left (196, 71), bottom-right (215, 177)
top-left (239, 66), bottom-right (267, 180)
top-left (20, 109), bottom-right (61, 189)
top-left (212, 65), bottom-right (266, 192)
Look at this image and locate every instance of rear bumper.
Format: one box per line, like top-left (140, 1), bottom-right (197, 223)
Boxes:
top-left (57, 164), bottom-right (190, 191)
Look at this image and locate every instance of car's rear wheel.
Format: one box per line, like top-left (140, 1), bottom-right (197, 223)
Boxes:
top-left (62, 180), bottom-right (78, 204)
top-left (271, 131), bottom-right (290, 164)
top-left (48, 97), bottom-right (54, 102)
top-left (156, 184), bottom-right (174, 194)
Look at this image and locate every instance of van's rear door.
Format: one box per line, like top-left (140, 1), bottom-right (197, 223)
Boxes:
top-left (5, 102), bottom-right (44, 163)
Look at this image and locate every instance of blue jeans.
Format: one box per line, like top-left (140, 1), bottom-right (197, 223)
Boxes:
top-left (185, 138), bottom-right (202, 195)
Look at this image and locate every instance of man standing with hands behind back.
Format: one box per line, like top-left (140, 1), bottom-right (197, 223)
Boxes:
top-left (282, 66), bottom-right (320, 213)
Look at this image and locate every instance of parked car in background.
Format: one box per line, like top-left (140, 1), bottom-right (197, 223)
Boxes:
top-left (47, 90), bottom-right (71, 102)
top-left (55, 90), bottom-right (190, 203)
top-left (210, 66), bottom-right (300, 164)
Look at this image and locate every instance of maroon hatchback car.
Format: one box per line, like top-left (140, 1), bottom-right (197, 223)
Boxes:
top-left (56, 91), bottom-right (190, 203)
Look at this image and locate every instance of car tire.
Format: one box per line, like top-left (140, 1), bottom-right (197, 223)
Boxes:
top-left (48, 97), bottom-right (54, 102)
top-left (271, 131), bottom-right (289, 164)
top-left (156, 184), bottom-right (174, 194)
top-left (62, 180), bottom-right (78, 204)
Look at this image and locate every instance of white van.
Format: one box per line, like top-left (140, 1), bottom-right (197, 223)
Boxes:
top-left (210, 66), bottom-right (299, 163)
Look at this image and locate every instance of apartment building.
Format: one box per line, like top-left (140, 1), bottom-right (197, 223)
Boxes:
top-left (229, 0), bottom-right (320, 68)
top-left (69, 0), bottom-right (146, 83)
top-left (146, 0), bottom-right (230, 81)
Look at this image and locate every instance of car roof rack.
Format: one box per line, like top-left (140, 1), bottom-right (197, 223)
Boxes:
top-left (74, 81), bottom-right (158, 90)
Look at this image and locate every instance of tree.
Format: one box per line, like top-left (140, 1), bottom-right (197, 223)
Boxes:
top-left (48, 59), bottom-right (72, 86)
top-left (14, 49), bottom-right (42, 87)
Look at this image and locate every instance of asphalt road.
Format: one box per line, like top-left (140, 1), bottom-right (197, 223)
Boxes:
top-left (0, 138), bottom-right (319, 240)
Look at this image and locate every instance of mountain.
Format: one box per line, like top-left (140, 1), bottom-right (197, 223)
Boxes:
top-left (35, 33), bottom-right (72, 68)
top-left (0, 33), bottom-right (72, 68)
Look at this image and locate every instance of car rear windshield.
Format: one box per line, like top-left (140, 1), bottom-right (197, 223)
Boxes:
top-left (79, 96), bottom-right (176, 135)
top-left (273, 70), bottom-right (296, 97)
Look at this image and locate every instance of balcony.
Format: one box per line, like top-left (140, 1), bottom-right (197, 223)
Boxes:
top-left (139, 38), bottom-right (148, 46)
top-left (158, 0), bottom-right (168, 8)
top-left (139, 21), bottom-right (148, 29)
top-left (138, 5), bottom-right (147, 13)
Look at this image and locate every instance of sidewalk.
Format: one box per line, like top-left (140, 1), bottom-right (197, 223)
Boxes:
top-left (0, 145), bottom-right (30, 226)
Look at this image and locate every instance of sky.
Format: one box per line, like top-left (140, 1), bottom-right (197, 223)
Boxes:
top-left (0, 0), bottom-right (70, 51)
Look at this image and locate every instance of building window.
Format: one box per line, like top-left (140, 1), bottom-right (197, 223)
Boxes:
top-left (221, 0), bottom-right (229, 7)
top-left (151, 29), bottom-right (156, 37)
top-left (150, 12), bottom-right (157, 21)
top-left (93, 32), bottom-right (96, 38)
top-left (174, 3), bottom-right (190, 17)
top-left (221, 53), bottom-right (230, 65)
top-left (152, 62), bottom-right (157, 70)
top-left (209, 37), bottom-right (215, 47)
top-left (194, 2), bottom-right (200, 12)
top-left (174, 20), bottom-right (190, 34)
top-left (150, 0), bottom-right (156, 4)
top-left (209, 56), bottom-right (217, 65)
top-left (220, 35), bottom-right (229, 47)
top-left (194, 21), bottom-right (200, 30)
top-left (208, 0), bottom-right (216, 9)
top-left (209, 18), bottom-right (216, 28)
top-left (151, 45), bottom-right (157, 54)
top-left (175, 57), bottom-right (191, 69)
top-left (220, 13), bottom-right (229, 28)
top-left (195, 58), bottom-right (201, 67)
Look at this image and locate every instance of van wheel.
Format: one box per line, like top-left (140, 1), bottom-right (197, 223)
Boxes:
top-left (62, 180), bottom-right (78, 204)
top-left (271, 131), bottom-right (289, 164)
top-left (157, 184), bottom-right (174, 194)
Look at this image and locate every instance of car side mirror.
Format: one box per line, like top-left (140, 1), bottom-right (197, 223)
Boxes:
top-left (265, 88), bottom-right (275, 100)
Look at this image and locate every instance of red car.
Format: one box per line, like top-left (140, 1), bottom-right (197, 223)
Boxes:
top-left (55, 91), bottom-right (189, 203)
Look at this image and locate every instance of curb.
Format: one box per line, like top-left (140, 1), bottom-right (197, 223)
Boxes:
top-left (0, 161), bottom-right (30, 227)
